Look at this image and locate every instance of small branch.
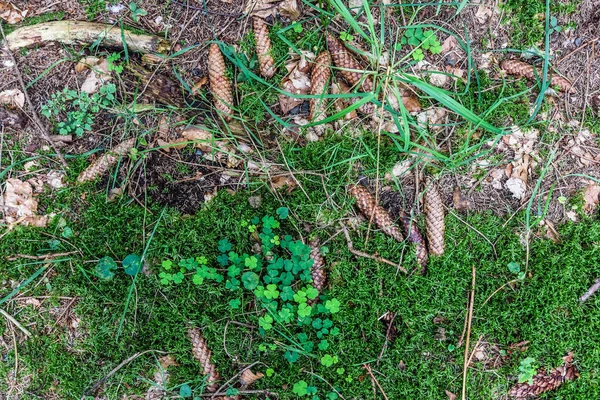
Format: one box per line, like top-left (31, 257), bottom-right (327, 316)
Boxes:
top-left (580, 278), bottom-right (600, 303)
top-left (341, 223), bottom-right (407, 273)
top-left (211, 361), bottom-right (261, 399)
top-left (6, 251), bottom-right (78, 261)
top-left (198, 389), bottom-right (278, 397)
top-left (0, 24), bottom-right (68, 169)
top-left (0, 308), bottom-right (32, 337)
top-left (461, 265), bottom-right (476, 400)
top-left (362, 363), bottom-right (389, 400)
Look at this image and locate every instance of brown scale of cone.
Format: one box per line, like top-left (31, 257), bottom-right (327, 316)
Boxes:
top-left (252, 17), bottom-right (276, 79)
top-left (208, 43), bottom-right (234, 121)
top-left (348, 184), bottom-right (404, 242)
top-left (508, 353), bottom-right (579, 398)
top-left (77, 138), bottom-right (135, 183)
top-left (309, 51), bottom-right (331, 122)
top-left (326, 33), bottom-right (374, 115)
top-left (188, 328), bottom-right (221, 393)
top-left (500, 59), bottom-right (573, 93)
top-left (424, 181), bottom-right (445, 256)
top-left (308, 238), bottom-right (326, 305)
top-left (400, 211), bottom-right (428, 274)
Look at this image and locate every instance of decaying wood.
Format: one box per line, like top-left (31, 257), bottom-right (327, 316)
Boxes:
top-left (252, 17), bottom-right (276, 79)
top-left (208, 43), bottom-right (234, 121)
top-left (309, 51), bottom-right (331, 122)
top-left (77, 138), bottom-right (135, 183)
top-left (424, 181), bottom-right (445, 256)
top-left (326, 33), bottom-right (375, 114)
top-left (3, 21), bottom-right (170, 53)
top-left (348, 184), bottom-right (404, 242)
top-left (500, 59), bottom-right (573, 93)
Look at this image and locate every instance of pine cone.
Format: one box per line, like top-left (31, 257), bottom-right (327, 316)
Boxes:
top-left (188, 328), bottom-right (221, 393)
top-left (308, 238), bottom-right (326, 304)
top-left (208, 43), bottom-right (234, 121)
top-left (252, 17), bottom-right (276, 79)
top-left (424, 181), bottom-right (445, 256)
top-left (348, 184), bottom-right (404, 242)
top-left (309, 51), bottom-right (331, 122)
top-left (77, 138), bottom-right (135, 183)
top-left (326, 33), bottom-right (375, 115)
top-left (509, 353), bottom-right (579, 398)
top-left (500, 59), bottom-right (573, 93)
top-left (331, 79), bottom-right (358, 120)
top-left (400, 211), bottom-right (428, 274)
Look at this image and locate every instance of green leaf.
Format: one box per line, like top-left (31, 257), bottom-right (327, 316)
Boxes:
top-left (405, 28), bottom-right (414, 37)
top-left (293, 380), bottom-right (308, 396)
top-left (242, 272), bottom-right (260, 290)
top-left (305, 286), bottom-right (319, 300)
top-left (226, 388), bottom-right (239, 396)
top-left (285, 350), bottom-right (299, 363)
top-left (228, 265), bottom-right (241, 277)
top-left (122, 254), bottom-right (142, 276)
top-left (266, 368), bottom-right (275, 377)
top-left (327, 392), bottom-right (339, 400)
top-left (229, 299), bottom-right (241, 309)
top-left (320, 354), bottom-right (338, 367)
top-left (192, 274), bottom-right (204, 285)
top-left (218, 238), bottom-right (232, 253)
top-left (259, 315), bottom-right (273, 330)
top-left (245, 256), bottom-right (258, 269)
top-left (276, 207), bottom-right (289, 219)
top-left (179, 257), bottom-right (198, 271)
top-left (172, 272), bottom-right (184, 284)
top-left (95, 256), bottom-right (118, 280)
top-left (318, 339), bottom-right (329, 350)
top-left (61, 226), bottom-right (73, 238)
top-left (312, 318), bottom-right (323, 329)
top-left (225, 278), bottom-right (240, 290)
top-left (508, 262), bottom-right (521, 274)
top-left (179, 383), bottom-right (192, 398)
top-left (161, 260), bottom-right (173, 270)
top-left (196, 256), bottom-right (208, 265)
top-left (264, 284), bottom-right (280, 299)
top-left (408, 36), bottom-right (421, 47)
top-left (325, 299), bottom-right (341, 313)
top-left (278, 307), bottom-right (293, 322)
top-left (280, 286), bottom-right (295, 301)
top-left (550, 16), bottom-right (558, 27)
top-left (298, 303), bottom-right (312, 318)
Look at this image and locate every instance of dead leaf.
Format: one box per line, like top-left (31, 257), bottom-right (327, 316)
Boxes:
top-left (0, 179), bottom-right (49, 227)
top-left (24, 298), bottom-right (41, 308)
top-left (239, 369), bottom-right (264, 388)
top-left (583, 183), bottom-right (600, 213)
top-left (474, 3), bottom-right (494, 24)
top-left (181, 126), bottom-right (241, 168)
top-left (417, 108), bottom-right (447, 131)
top-left (0, 1), bottom-right (27, 24)
top-left (0, 89), bottom-right (25, 108)
top-left (441, 36), bottom-right (458, 54)
top-left (158, 355), bottom-right (179, 369)
top-left (453, 186), bottom-right (470, 212)
top-left (75, 56), bottom-right (101, 73)
top-left (244, 0), bottom-right (279, 19)
top-left (279, 51), bottom-right (314, 114)
top-left (81, 59), bottom-right (112, 94)
top-left (566, 210), bottom-right (578, 222)
top-left (191, 76), bottom-right (208, 95)
top-left (444, 390), bottom-right (457, 400)
top-left (271, 174), bottom-right (297, 193)
top-left (278, 0), bottom-right (300, 20)
top-left (541, 219), bottom-right (560, 243)
top-left (401, 91), bottom-right (421, 113)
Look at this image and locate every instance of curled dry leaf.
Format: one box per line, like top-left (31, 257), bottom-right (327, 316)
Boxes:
top-left (417, 107), bottom-right (446, 131)
top-left (508, 353), bottom-right (579, 398)
top-left (0, 179), bottom-right (49, 227)
top-left (81, 59), bottom-right (112, 94)
top-left (75, 56), bottom-right (101, 73)
top-left (445, 390), bottom-right (457, 400)
top-left (253, 17), bottom-right (276, 78)
top-left (181, 126), bottom-right (241, 168)
top-left (190, 76), bottom-right (208, 95)
top-left (279, 51), bottom-right (314, 114)
top-left (244, 0), bottom-right (278, 19)
top-left (474, 3), bottom-right (496, 24)
top-left (0, 1), bottom-right (27, 24)
top-left (77, 138), bottom-right (135, 183)
top-left (440, 35), bottom-right (458, 54)
top-left (583, 183), bottom-right (600, 214)
top-left (208, 43), bottom-right (234, 121)
top-left (348, 184), bottom-right (404, 242)
top-left (278, 0), bottom-right (300, 20)
top-left (239, 369), bottom-right (264, 389)
top-left (501, 59), bottom-right (573, 93)
top-left (0, 89), bottom-right (25, 108)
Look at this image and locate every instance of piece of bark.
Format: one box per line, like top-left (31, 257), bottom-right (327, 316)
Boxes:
top-left (4, 21), bottom-right (169, 53)
top-left (348, 184), bottom-right (404, 242)
top-left (326, 33), bottom-right (374, 114)
top-left (252, 17), bottom-right (276, 79)
top-left (400, 211), bottom-right (428, 274)
top-left (424, 181), bottom-right (445, 256)
top-left (309, 51), bottom-right (331, 122)
top-left (77, 138), bottom-right (135, 183)
top-left (208, 43), bottom-right (234, 121)
top-left (500, 59), bottom-right (573, 93)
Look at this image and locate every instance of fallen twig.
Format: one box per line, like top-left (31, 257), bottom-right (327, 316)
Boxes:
top-left (6, 251), bottom-right (78, 261)
top-left (0, 308), bottom-right (32, 337)
top-left (341, 223), bottom-right (407, 273)
top-left (580, 278), bottom-right (600, 303)
top-left (362, 364), bottom-right (389, 400)
top-left (0, 24), bottom-right (68, 168)
top-left (461, 266), bottom-right (476, 400)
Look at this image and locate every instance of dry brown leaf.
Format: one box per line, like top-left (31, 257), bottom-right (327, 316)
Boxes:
top-left (159, 355), bottom-right (179, 369)
top-left (0, 178), bottom-right (49, 227)
top-left (474, 3), bottom-right (495, 24)
top-left (445, 390), bottom-right (457, 400)
top-left (0, 1), bottom-right (27, 24)
top-left (541, 219), bottom-right (560, 243)
top-left (244, 0), bottom-right (279, 19)
top-left (452, 186), bottom-right (470, 212)
top-left (583, 183), bottom-right (600, 213)
top-left (190, 76), bottom-right (208, 95)
top-left (0, 89), bottom-right (25, 108)
top-left (239, 369), bottom-right (264, 388)
top-left (75, 56), bottom-right (100, 73)
top-left (81, 59), bottom-right (112, 94)
top-left (278, 0), bottom-right (300, 20)
top-left (279, 51), bottom-right (314, 114)
top-left (401, 91), bottom-right (421, 113)
top-left (271, 174), bottom-right (297, 193)
top-left (441, 36), bottom-right (458, 54)
top-left (181, 126), bottom-right (241, 167)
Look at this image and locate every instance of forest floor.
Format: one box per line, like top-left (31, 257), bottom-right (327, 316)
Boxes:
top-left (1, 0), bottom-right (600, 399)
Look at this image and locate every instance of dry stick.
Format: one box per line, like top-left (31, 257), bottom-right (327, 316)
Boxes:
top-left (580, 278), bottom-right (600, 302)
top-left (376, 312), bottom-right (397, 365)
top-left (461, 265), bottom-right (476, 400)
top-left (341, 223), bottom-right (407, 273)
top-left (362, 363), bottom-right (389, 400)
top-left (199, 390), bottom-right (278, 397)
top-left (83, 349), bottom-right (166, 397)
top-left (6, 251), bottom-right (78, 261)
top-left (0, 24), bottom-right (68, 169)
top-left (447, 208), bottom-right (497, 258)
top-left (556, 36), bottom-right (600, 65)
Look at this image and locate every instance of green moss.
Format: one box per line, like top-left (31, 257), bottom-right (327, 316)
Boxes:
top-left (1, 11), bottom-right (66, 36)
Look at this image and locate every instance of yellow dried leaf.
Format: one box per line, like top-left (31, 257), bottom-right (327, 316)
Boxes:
top-left (0, 89), bottom-right (25, 108)
top-left (0, 1), bottom-right (27, 24)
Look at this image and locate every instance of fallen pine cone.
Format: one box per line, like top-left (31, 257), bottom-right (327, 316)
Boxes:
top-left (508, 353), bottom-right (579, 398)
top-left (188, 328), bottom-right (222, 393)
top-left (252, 17), bottom-right (276, 79)
top-left (309, 51), bottom-right (331, 122)
top-left (424, 181), bottom-right (445, 256)
top-left (500, 59), bottom-right (573, 93)
top-left (326, 33), bottom-right (375, 115)
top-left (77, 138), bottom-right (135, 183)
top-left (348, 184), bottom-right (404, 242)
top-left (308, 237), bottom-right (326, 304)
top-left (400, 211), bottom-right (428, 274)
top-left (208, 43), bottom-right (234, 121)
